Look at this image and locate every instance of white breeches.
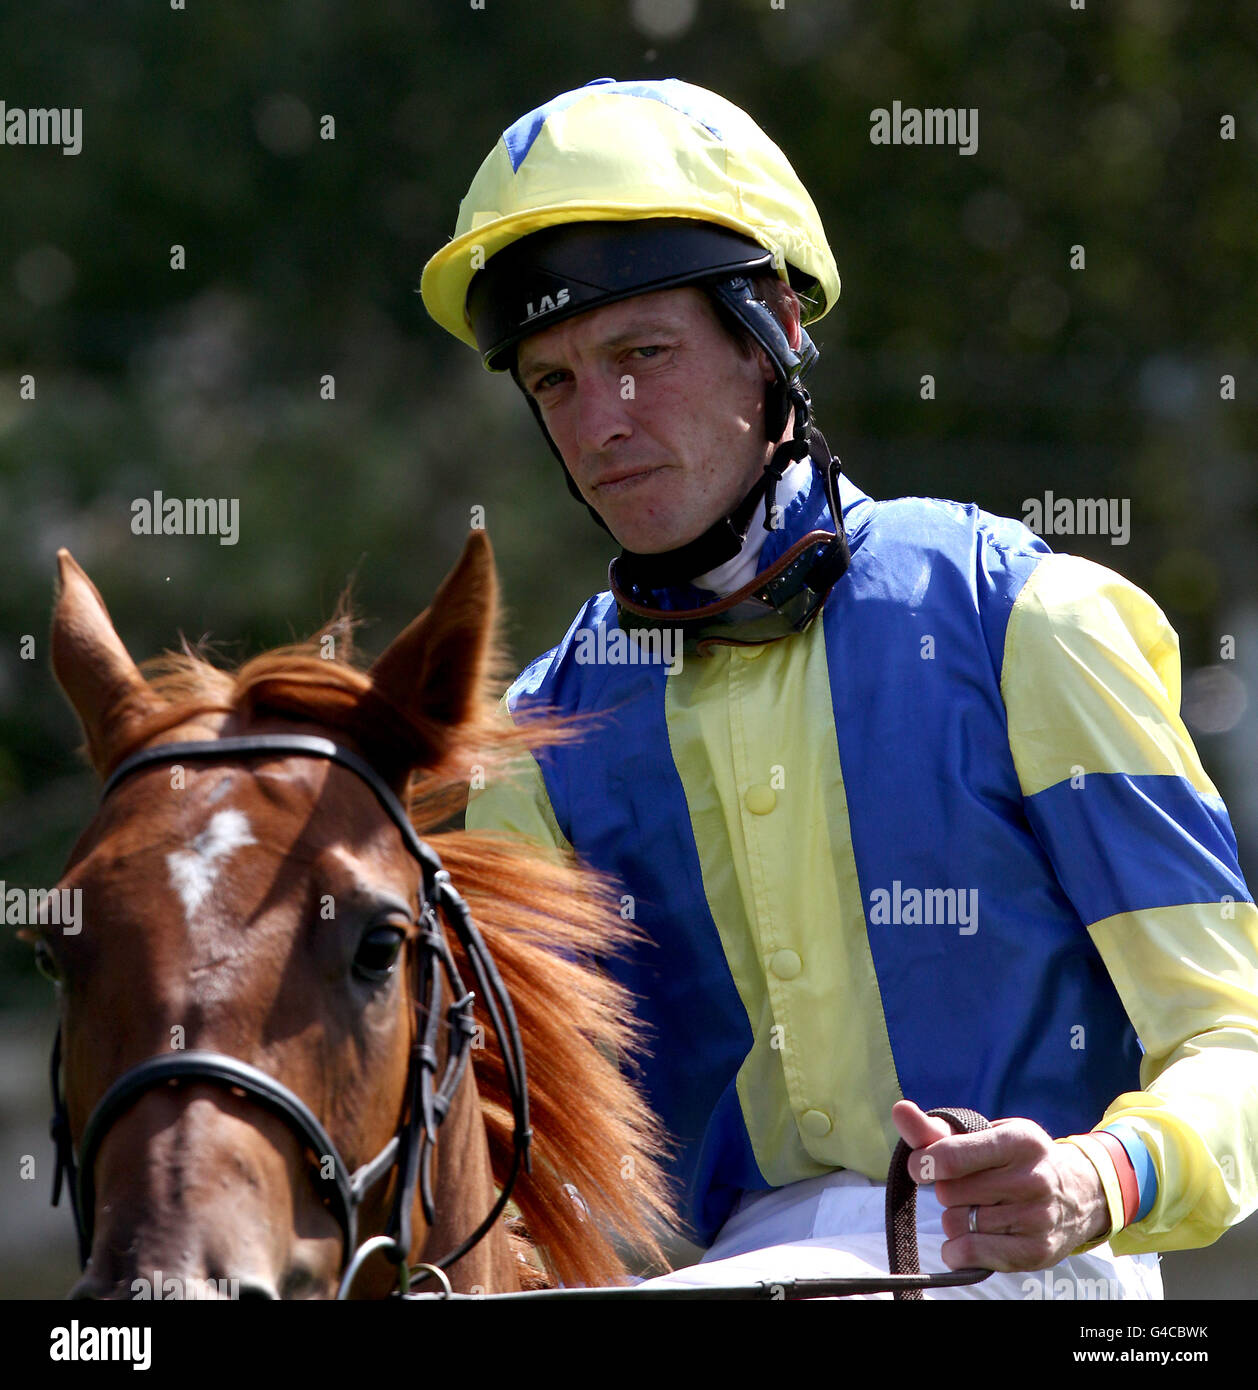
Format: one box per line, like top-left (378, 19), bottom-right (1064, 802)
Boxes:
top-left (637, 1169), bottom-right (1162, 1301)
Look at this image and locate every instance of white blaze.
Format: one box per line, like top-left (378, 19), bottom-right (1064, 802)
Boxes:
top-left (166, 808), bottom-right (257, 920)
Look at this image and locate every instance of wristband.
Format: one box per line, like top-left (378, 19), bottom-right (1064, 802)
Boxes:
top-left (1101, 1123), bottom-right (1158, 1223)
top-left (1092, 1130), bottom-right (1140, 1227)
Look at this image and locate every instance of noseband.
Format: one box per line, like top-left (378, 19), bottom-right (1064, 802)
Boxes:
top-left (48, 734), bottom-right (532, 1298)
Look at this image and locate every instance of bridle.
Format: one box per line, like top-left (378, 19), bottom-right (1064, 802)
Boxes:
top-left (48, 733), bottom-right (532, 1299)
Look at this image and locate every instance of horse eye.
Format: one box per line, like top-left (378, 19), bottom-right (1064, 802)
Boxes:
top-left (353, 925), bottom-right (407, 983)
top-left (34, 940), bottom-right (61, 985)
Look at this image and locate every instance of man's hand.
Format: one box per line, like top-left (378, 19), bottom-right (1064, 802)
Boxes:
top-left (891, 1100), bottom-right (1112, 1272)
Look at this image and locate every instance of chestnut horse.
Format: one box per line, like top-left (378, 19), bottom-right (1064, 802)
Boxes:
top-left (36, 533), bottom-right (674, 1299)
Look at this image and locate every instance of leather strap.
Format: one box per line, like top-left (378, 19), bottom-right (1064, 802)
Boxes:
top-left (886, 1106), bottom-right (992, 1301)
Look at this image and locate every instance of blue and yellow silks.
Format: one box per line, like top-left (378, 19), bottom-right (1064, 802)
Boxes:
top-left (467, 467), bottom-right (1258, 1253)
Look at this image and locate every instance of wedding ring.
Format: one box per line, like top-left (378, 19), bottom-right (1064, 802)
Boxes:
top-left (968, 1204), bottom-right (980, 1234)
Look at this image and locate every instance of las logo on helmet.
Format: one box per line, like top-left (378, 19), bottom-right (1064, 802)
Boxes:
top-left (525, 289), bottom-right (570, 322)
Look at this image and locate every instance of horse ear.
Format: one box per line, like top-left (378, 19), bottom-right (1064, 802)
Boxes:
top-left (51, 550), bottom-right (161, 774)
top-left (369, 530), bottom-right (501, 753)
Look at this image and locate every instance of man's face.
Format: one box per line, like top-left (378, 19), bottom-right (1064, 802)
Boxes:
top-left (516, 287), bottom-right (782, 554)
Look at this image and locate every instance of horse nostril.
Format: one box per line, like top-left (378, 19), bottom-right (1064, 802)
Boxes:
top-left (234, 1278), bottom-right (280, 1301)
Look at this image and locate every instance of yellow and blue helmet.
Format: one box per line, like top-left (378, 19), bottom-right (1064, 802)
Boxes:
top-left (420, 77), bottom-right (840, 372)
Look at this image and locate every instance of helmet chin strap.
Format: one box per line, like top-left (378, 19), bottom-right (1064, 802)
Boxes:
top-left (518, 375), bottom-right (820, 593)
top-left (614, 381), bottom-right (814, 592)
top-left (611, 425), bottom-right (851, 639)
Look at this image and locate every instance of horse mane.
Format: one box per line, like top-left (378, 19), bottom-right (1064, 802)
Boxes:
top-left (114, 610), bottom-right (678, 1290)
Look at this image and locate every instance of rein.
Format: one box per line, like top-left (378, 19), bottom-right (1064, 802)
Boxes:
top-left (48, 733), bottom-right (532, 1299)
top-left (401, 1107), bottom-right (994, 1301)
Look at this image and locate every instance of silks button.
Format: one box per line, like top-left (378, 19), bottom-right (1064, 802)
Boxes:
top-left (770, 948), bottom-right (802, 979)
top-left (745, 784), bottom-right (776, 815)
top-left (800, 1109), bottom-right (833, 1138)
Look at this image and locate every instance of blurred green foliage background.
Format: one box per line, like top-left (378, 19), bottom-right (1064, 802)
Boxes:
top-left (0, 0), bottom-right (1255, 1295)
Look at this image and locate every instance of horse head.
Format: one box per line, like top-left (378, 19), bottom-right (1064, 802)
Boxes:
top-left (39, 534), bottom-right (672, 1299)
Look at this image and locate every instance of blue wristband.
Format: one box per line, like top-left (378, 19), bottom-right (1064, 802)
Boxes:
top-left (1101, 1123), bottom-right (1158, 1223)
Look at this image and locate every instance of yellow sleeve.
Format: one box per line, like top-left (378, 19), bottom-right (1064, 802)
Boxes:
top-left (1092, 906), bottom-right (1258, 1254)
top-left (1002, 552), bottom-right (1258, 1253)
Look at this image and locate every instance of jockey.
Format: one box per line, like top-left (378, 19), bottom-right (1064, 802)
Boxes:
top-left (421, 78), bottom-right (1258, 1298)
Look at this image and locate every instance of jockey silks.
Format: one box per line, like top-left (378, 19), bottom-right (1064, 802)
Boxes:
top-left (468, 463), bottom-right (1258, 1253)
